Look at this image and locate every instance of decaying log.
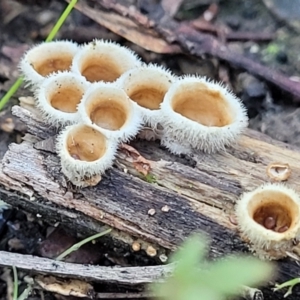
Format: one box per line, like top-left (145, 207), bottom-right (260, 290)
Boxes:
top-left (1, 105), bottom-right (300, 299)
top-left (0, 106), bottom-right (300, 299)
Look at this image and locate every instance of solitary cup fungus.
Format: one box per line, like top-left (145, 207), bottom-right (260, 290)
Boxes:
top-left (20, 40), bottom-right (79, 86)
top-left (57, 123), bottom-right (117, 186)
top-left (235, 183), bottom-right (300, 260)
top-left (266, 162), bottom-right (291, 182)
top-left (71, 39), bottom-right (141, 83)
top-left (159, 76), bottom-right (248, 154)
top-left (35, 72), bottom-right (90, 125)
top-left (78, 82), bottom-right (142, 142)
top-left (117, 64), bottom-right (175, 128)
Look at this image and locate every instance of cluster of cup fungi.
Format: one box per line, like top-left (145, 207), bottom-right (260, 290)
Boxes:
top-left (20, 39), bottom-right (300, 260)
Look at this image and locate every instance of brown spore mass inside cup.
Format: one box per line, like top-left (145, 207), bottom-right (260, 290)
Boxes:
top-left (34, 55), bottom-right (73, 77)
top-left (81, 56), bottom-right (121, 82)
top-left (172, 83), bottom-right (233, 127)
top-left (50, 86), bottom-right (83, 113)
top-left (129, 87), bottom-right (165, 110)
top-left (67, 125), bottom-right (106, 161)
top-left (249, 190), bottom-right (298, 233)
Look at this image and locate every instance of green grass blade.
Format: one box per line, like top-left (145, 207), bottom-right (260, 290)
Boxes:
top-left (0, 0), bottom-right (78, 111)
top-left (46, 0), bottom-right (78, 42)
top-left (0, 77), bottom-right (23, 111)
top-left (56, 228), bottom-right (112, 261)
top-left (12, 265), bottom-right (18, 300)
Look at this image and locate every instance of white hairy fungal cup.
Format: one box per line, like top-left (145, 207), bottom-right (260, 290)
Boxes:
top-left (116, 64), bottom-right (175, 128)
top-left (20, 40), bottom-right (79, 86)
top-left (160, 76), bottom-right (248, 154)
top-left (71, 39), bottom-right (141, 83)
top-left (235, 183), bottom-right (300, 260)
top-left (78, 82), bottom-right (142, 141)
top-left (57, 124), bottom-right (117, 186)
top-left (35, 72), bottom-right (90, 126)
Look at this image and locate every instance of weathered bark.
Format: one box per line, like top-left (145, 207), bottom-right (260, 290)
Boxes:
top-left (0, 251), bottom-right (171, 286)
top-left (1, 105), bottom-right (300, 299)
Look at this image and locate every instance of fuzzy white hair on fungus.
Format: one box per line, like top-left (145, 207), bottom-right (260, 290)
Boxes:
top-left (235, 183), bottom-right (300, 260)
top-left (78, 82), bottom-right (143, 142)
top-left (35, 71), bottom-right (90, 126)
top-left (19, 40), bottom-right (79, 87)
top-left (116, 63), bottom-right (176, 129)
top-left (160, 134), bottom-right (192, 155)
top-left (159, 75), bottom-right (248, 154)
top-left (56, 124), bottom-right (118, 186)
top-left (71, 39), bottom-right (141, 83)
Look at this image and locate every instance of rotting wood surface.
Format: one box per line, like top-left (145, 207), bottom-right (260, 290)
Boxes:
top-left (1, 105), bottom-right (300, 299)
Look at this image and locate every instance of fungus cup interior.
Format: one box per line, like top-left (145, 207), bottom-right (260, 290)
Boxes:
top-left (48, 82), bottom-right (84, 113)
top-left (128, 85), bottom-right (166, 110)
top-left (66, 125), bottom-right (106, 161)
top-left (80, 54), bottom-right (121, 82)
top-left (171, 82), bottom-right (234, 127)
top-left (85, 91), bottom-right (129, 130)
top-left (30, 52), bottom-right (73, 77)
top-left (248, 190), bottom-right (299, 233)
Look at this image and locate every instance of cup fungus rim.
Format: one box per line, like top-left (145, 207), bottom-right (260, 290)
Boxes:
top-left (56, 123), bottom-right (118, 178)
top-left (35, 71), bottom-right (90, 126)
top-left (71, 39), bottom-right (142, 83)
top-left (19, 40), bottom-right (79, 86)
top-left (235, 183), bottom-right (300, 247)
top-left (159, 75), bottom-right (248, 153)
top-left (78, 81), bottom-right (143, 142)
top-left (116, 63), bottom-right (176, 127)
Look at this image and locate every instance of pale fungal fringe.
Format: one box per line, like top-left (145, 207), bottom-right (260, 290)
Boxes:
top-left (19, 40), bottom-right (79, 87)
top-left (77, 82), bottom-right (143, 142)
top-left (71, 39), bottom-right (142, 83)
top-left (21, 39), bottom-right (253, 187)
top-left (159, 75), bottom-right (248, 154)
top-left (160, 134), bottom-right (192, 155)
top-left (56, 124), bottom-right (118, 186)
top-left (116, 63), bottom-right (176, 129)
top-left (235, 183), bottom-right (300, 259)
top-left (34, 71), bottom-right (90, 126)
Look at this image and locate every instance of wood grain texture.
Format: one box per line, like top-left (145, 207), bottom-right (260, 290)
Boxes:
top-left (0, 251), bottom-right (171, 285)
top-left (1, 105), bottom-right (300, 299)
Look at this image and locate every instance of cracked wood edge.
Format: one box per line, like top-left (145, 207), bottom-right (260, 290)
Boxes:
top-left (0, 251), bottom-right (172, 285)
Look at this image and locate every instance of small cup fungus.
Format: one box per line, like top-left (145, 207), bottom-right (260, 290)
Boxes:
top-left (117, 64), bottom-right (175, 128)
top-left (160, 76), bottom-right (248, 154)
top-left (57, 124), bottom-right (117, 186)
top-left (35, 72), bottom-right (90, 125)
top-left (71, 39), bottom-right (141, 83)
top-left (20, 40), bottom-right (79, 86)
top-left (78, 82), bottom-right (142, 142)
top-left (235, 183), bottom-right (300, 260)
top-left (266, 162), bottom-right (291, 182)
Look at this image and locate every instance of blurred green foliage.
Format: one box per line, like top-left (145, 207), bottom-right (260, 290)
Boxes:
top-left (151, 234), bottom-right (274, 300)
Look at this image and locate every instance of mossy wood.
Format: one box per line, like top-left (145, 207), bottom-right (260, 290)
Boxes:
top-left (0, 105), bottom-right (300, 299)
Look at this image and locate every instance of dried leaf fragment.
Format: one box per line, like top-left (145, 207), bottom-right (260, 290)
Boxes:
top-left (120, 144), bottom-right (152, 176)
top-left (35, 275), bottom-right (95, 298)
top-left (266, 162), bottom-right (291, 181)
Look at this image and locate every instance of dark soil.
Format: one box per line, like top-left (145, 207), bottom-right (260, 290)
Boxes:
top-left (1, 0), bottom-right (300, 299)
